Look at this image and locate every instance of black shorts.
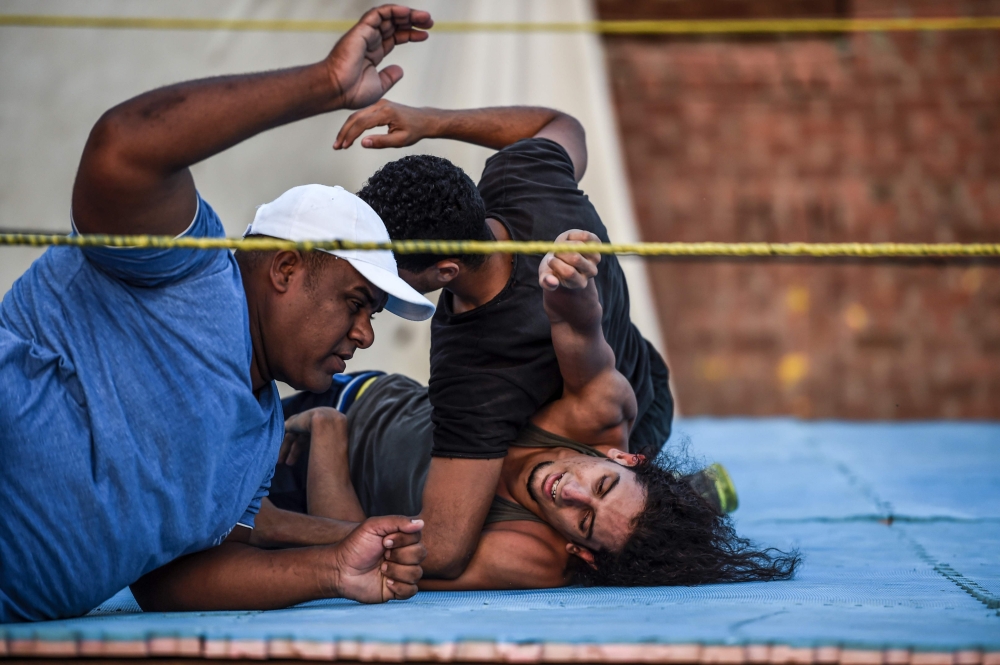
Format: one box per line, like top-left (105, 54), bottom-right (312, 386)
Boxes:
top-left (268, 371), bottom-right (384, 513)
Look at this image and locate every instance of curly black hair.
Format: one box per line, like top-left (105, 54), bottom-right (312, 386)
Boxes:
top-left (357, 155), bottom-right (492, 273)
top-left (573, 460), bottom-right (800, 586)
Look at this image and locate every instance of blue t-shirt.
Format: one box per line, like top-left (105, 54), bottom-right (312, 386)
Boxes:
top-left (0, 196), bottom-right (282, 622)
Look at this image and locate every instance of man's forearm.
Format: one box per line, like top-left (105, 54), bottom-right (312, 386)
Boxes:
top-left (306, 414), bottom-right (368, 522)
top-left (421, 106), bottom-right (587, 180)
top-left (130, 541), bottom-right (337, 612)
top-left (74, 57), bottom-right (343, 238)
top-left (106, 66), bottom-right (335, 175)
top-left (336, 100), bottom-right (586, 178)
top-left (251, 499), bottom-right (358, 548)
top-left (80, 65), bottom-right (338, 197)
top-left (73, 6), bottom-right (431, 235)
top-left (418, 457), bottom-right (503, 578)
top-left (421, 106), bottom-right (562, 150)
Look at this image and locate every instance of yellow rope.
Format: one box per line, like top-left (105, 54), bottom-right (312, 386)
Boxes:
top-left (1, 233), bottom-right (998, 259)
top-left (1, 14), bottom-right (999, 35)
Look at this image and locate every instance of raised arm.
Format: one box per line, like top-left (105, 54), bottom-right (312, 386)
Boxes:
top-left (72, 6), bottom-right (432, 236)
top-left (532, 231), bottom-right (638, 442)
top-left (334, 100), bottom-right (587, 180)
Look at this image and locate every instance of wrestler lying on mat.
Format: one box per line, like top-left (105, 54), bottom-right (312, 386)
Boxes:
top-left (262, 234), bottom-right (799, 589)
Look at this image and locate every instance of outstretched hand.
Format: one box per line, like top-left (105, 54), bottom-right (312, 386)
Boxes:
top-left (325, 6), bottom-right (433, 110)
top-left (334, 99), bottom-right (433, 150)
top-left (538, 230), bottom-right (602, 292)
top-left (333, 516), bottom-right (426, 603)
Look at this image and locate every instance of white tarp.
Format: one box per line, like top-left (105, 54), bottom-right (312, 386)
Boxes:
top-left (0, 0), bottom-right (663, 386)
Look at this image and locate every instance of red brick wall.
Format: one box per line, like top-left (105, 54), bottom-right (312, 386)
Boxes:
top-left (598, 1), bottom-right (1000, 418)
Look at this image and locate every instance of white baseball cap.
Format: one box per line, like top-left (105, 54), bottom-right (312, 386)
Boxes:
top-left (245, 184), bottom-right (435, 321)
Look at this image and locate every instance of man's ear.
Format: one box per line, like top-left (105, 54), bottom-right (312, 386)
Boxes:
top-left (566, 543), bottom-right (597, 569)
top-left (431, 259), bottom-right (461, 286)
top-left (399, 260), bottom-right (462, 293)
top-left (268, 250), bottom-right (305, 294)
top-left (607, 449), bottom-right (645, 468)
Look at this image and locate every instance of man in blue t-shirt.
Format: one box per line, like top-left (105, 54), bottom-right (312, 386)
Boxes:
top-left (0, 6), bottom-right (437, 623)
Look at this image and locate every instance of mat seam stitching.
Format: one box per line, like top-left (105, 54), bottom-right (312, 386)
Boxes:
top-left (903, 536), bottom-right (1000, 613)
top-left (807, 438), bottom-right (1000, 616)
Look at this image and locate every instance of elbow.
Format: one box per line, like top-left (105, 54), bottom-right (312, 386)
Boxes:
top-left (534, 112), bottom-right (588, 180)
top-left (423, 545), bottom-right (474, 580)
top-left (427, 558), bottom-right (471, 581)
top-left (83, 109), bottom-right (132, 168)
top-left (74, 113), bottom-right (132, 200)
top-left (563, 114), bottom-right (588, 179)
top-left (72, 109), bottom-right (150, 231)
top-left (78, 104), bottom-right (156, 188)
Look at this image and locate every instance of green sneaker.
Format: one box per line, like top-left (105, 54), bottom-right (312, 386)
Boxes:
top-left (686, 463), bottom-right (739, 515)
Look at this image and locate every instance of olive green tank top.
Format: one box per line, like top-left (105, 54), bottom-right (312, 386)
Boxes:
top-left (484, 423), bottom-right (606, 525)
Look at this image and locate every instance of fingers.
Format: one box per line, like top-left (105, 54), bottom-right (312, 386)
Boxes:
top-left (382, 556), bottom-right (423, 601)
top-left (363, 5), bottom-right (433, 32)
top-left (384, 579), bottom-right (419, 601)
top-left (375, 6), bottom-right (434, 35)
top-left (552, 250), bottom-right (599, 278)
top-left (540, 268), bottom-right (561, 292)
top-left (362, 130), bottom-right (410, 149)
top-left (381, 560), bottom-right (422, 585)
top-left (382, 529), bottom-right (422, 550)
top-left (277, 433), bottom-right (293, 465)
top-left (363, 6), bottom-right (433, 58)
top-left (560, 229), bottom-right (602, 244)
top-left (377, 64), bottom-right (404, 97)
top-left (555, 230), bottom-right (602, 264)
top-left (335, 101), bottom-right (413, 150)
top-left (538, 229), bottom-right (602, 291)
top-left (541, 255), bottom-right (595, 290)
top-left (278, 432), bottom-right (306, 466)
top-left (336, 104), bottom-right (383, 149)
top-left (384, 541), bottom-right (426, 565)
top-left (285, 439), bottom-right (303, 467)
top-left (364, 516), bottom-right (424, 538)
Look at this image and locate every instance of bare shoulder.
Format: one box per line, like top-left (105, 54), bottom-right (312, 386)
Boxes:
top-left (482, 521), bottom-right (569, 585)
top-left (419, 520), bottom-right (570, 591)
top-left (482, 520), bottom-right (567, 557)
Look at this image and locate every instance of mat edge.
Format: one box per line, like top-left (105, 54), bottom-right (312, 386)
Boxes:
top-left (4, 637), bottom-right (999, 663)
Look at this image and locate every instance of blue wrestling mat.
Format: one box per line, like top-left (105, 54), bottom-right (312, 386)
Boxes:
top-left (3, 419), bottom-right (998, 662)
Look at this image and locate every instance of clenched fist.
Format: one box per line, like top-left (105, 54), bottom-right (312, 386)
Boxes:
top-left (331, 516), bottom-right (427, 603)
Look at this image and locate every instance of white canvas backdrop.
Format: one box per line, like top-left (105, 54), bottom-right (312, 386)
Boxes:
top-left (0, 0), bottom-right (664, 388)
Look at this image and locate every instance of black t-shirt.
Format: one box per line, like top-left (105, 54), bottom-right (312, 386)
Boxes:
top-left (428, 138), bottom-right (656, 459)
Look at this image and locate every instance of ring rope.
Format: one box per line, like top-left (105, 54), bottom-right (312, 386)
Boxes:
top-left (1, 15), bottom-right (999, 35)
top-left (1, 233), bottom-right (998, 259)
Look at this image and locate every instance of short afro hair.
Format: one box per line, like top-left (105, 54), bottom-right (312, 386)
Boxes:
top-left (573, 460), bottom-right (800, 587)
top-left (357, 155), bottom-right (492, 273)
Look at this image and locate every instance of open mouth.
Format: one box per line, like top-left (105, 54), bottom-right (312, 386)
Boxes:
top-left (543, 472), bottom-right (565, 504)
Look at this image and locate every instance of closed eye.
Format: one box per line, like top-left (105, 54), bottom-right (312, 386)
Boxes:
top-left (602, 474), bottom-right (620, 499)
top-left (596, 475), bottom-right (608, 496)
